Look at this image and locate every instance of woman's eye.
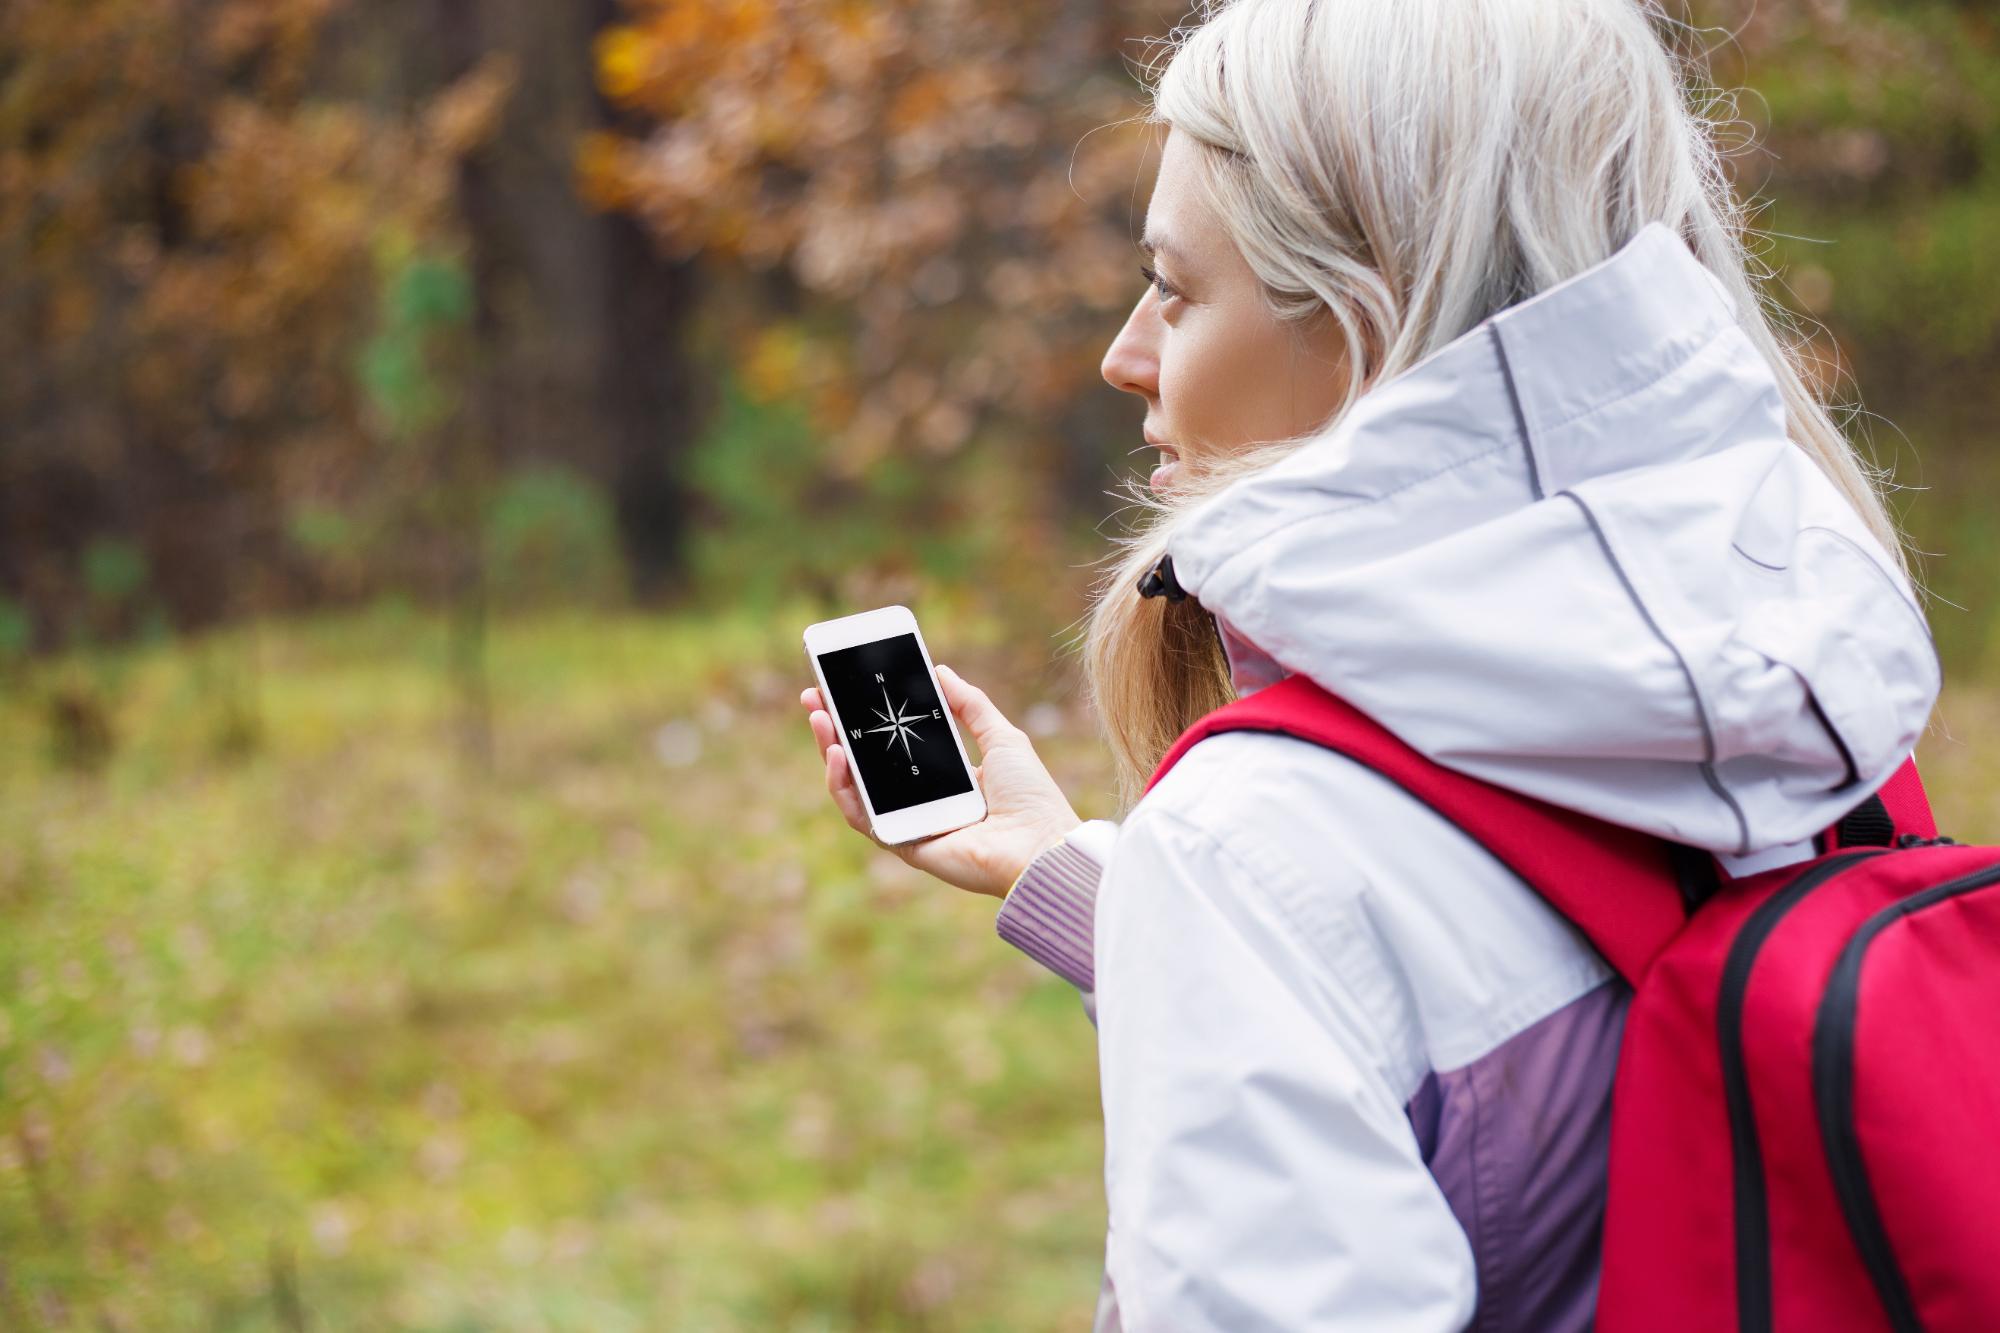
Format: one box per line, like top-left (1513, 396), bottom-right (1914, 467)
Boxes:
top-left (1138, 264), bottom-right (1179, 305)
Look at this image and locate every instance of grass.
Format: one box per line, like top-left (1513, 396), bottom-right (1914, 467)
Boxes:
top-left (0, 594), bottom-right (1991, 1330)
top-left (0, 598), bottom-right (1116, 1331)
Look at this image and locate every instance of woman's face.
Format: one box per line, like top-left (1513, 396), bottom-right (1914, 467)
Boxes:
top-left (1101, 126), bottom-right (1350, 494)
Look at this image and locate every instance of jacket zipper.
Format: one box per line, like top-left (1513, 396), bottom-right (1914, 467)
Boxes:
top-left (1811, 858), bottom-right (2000, 1333)
top-left (1718, 850), bottom-right (1886, 1333)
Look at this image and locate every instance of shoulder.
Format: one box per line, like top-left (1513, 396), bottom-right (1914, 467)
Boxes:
top-left (1138, 727), bottom-right (1375, 868)
top-left (1122, 729), bottom-right (1387, 972)
top-left (1126, 726), bottom-right (1454, 930)
top-left (1108, 726), bottom-right (1614, 1075)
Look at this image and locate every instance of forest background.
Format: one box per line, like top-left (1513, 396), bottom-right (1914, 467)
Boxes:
top-left (2, 0), bottom-right (1997, 1327)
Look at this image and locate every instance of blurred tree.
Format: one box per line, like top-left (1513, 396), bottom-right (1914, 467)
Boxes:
top-left (1693, 0), bottom-right (2000, 403)
top-left (583, 0), bottom-right (1999, 621)
top-left (0, 0), bottom-right (511, 648)
top-left (579, 0), bottom-right (1176, 585)
top-left (1693, 0), bottom-right (2000, 659)
top-left (0, 0), bottom-right (1993, 652)
top-left (420, 0), bottom-right (710, 602)
top-left (357, 240), bottom-right (497, 768)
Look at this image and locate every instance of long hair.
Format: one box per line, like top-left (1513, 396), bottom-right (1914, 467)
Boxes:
top-left (1080, 0), bottom-right (1913, 811)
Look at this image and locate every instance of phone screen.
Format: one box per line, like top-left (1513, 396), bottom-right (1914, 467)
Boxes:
top-left (816, 632), bottom-right (974, 815)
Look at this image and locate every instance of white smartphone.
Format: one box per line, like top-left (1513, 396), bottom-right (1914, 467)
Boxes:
top-left (802, 604), bottom-right (987, 845)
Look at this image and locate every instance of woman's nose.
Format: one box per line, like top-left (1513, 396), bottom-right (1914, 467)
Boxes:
top-left (1101, 293), bottom-right (1160, 399)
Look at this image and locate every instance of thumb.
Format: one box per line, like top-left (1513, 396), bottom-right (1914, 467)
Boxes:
top-left (936, 664), bottom-right (1023, 753)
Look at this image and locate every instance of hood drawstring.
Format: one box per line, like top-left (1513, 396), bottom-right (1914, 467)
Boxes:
top-left (1140, 552), bottom-right (1234, 690)
top-left (1138, 552), bottom-right (1188, 602)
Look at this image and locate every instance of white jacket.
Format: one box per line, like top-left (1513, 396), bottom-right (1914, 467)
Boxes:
top-left (992, 222), bottom-right (1941, 1330)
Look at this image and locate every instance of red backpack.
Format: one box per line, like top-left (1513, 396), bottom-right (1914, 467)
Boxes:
top-left (1145, 673), bottom-right (1999, 1333)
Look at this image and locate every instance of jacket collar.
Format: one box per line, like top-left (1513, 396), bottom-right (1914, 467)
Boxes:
top-left (1175, 222), bottom-right (1746, 600)
top-left (1163, 222), bottom-right (1938, 854)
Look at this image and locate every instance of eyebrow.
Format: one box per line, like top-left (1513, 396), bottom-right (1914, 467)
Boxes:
top-left (1139, 231), bottom-right (1191, 267)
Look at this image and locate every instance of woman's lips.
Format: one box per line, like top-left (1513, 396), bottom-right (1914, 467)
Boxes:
top-left (1149, 446), bottom-right (1179, 493)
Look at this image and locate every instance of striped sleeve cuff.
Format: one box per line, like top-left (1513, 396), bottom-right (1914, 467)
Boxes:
top-left (995, 825), bottom-right (1108, 992)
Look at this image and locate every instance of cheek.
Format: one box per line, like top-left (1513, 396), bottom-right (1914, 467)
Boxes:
top-left (1162, 318), bottom-right (1303, 450)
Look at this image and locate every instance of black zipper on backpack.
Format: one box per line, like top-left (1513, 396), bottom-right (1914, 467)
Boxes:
top-left (1811, 858), bottom-right (2000, 1333)
top-left (1718, 849), bottom-right (1887, 1333)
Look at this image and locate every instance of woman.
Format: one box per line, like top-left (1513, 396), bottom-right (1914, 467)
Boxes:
top-left (800, 0), bottom-right (1941, 1327)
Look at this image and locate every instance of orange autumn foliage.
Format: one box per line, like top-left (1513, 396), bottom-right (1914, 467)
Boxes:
top-left (581, 0), bottom-right (1175, 481)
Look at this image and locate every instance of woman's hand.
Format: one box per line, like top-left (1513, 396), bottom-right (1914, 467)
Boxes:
top-left (799, 664), bottom-right (1082, 898)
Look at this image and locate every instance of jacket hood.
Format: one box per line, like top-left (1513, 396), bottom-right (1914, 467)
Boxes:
top-left (1168, 221), bottom-right (1941, 857)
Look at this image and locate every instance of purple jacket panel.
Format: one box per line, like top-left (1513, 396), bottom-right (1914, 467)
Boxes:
top-left (1405, 979), bottom-right (1627, 1332)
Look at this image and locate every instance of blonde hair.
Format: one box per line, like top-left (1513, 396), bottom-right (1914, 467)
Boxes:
top-left (1079, 0), bottom-right (1912, 811)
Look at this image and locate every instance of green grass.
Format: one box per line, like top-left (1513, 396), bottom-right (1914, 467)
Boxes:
top-left (0, 600), bottom-right (1114, 1331)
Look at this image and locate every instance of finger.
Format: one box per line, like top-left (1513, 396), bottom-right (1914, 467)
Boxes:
top-left (799, 686), bottom-right (823, 710)
top-left (808, 708), bottom-right (839, 757)
top-left (825, 744), bottom-right (870, 832)
top-left (817, 722), bottom-right (856, 795)
top-left (935, 664), bottom-right (1023, 754)
top-left (823, 735), bottom-right (850, 792)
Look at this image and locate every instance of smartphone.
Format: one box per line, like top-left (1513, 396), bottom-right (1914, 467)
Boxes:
top-left (802, 604), bottom-right (987, 845)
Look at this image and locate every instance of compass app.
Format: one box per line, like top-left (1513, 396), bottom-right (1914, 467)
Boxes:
top-left (817, 633), bottom-right (974, 816)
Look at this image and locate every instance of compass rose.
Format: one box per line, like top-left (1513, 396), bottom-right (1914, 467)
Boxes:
top-left (863, 681), bottom-right (930, 760)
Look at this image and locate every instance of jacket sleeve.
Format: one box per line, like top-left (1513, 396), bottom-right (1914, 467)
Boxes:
top-left (1093, 804), bottom-right (1476, 1332)
top-left (995, 818), bottom-right (1118, 1024)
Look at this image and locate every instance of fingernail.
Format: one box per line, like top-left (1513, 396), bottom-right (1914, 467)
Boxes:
top-left (937, 664), bottom-right (954, 678)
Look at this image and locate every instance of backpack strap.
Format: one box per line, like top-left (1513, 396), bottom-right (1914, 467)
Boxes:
top-left (1823, 756), bottom-right (1936, 850)
top-left (1144, 674), bottom-right (1687, 986)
